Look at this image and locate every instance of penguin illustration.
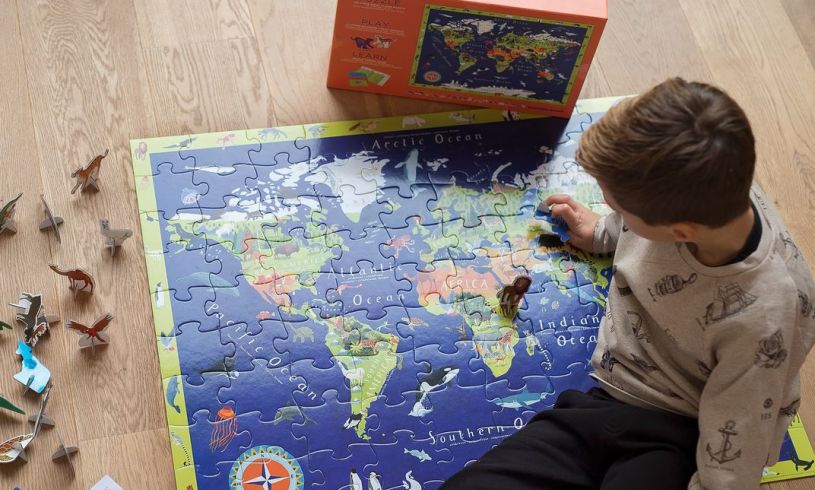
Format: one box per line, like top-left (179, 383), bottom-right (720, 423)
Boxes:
top-left (344, 412), bottom-right (363, 430)
top-left (350, 468), bottom-right (364, 490)
top-left (368, 471), bottom-right (383, 490)
top-left (402, 470), bottom-right (422, 490)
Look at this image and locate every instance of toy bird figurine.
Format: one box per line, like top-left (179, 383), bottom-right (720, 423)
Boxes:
top-left (498, 275), bottom-right (533, 318)
top-left (66, 313), bottom-right (113, 348)
top-left (0, 192), bottom-right (22, 235)
top-left (71, 149), bottom-right (108, 193)
top-left (100, 219), bottom-right (133, 256)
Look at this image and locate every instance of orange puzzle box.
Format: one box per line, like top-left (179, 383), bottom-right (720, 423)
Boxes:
top-left (327, 0), bottom-right (607, 116)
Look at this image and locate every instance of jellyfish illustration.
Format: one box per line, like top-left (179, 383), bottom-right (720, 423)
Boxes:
top-left (209, 406), bottom-right (238, 452)
top-left (135, 141), bottom-right (148, 160)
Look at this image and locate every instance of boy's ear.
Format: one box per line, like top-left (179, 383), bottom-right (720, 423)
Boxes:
top-left (669, 222), bottom-right (698, 242)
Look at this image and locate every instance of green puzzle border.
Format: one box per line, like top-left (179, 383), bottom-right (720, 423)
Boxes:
top-left (130, 95), bottom-right (813, 488)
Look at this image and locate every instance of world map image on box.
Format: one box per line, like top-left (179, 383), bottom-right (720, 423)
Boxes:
top-left (410, 5), bottom-right (593, 104)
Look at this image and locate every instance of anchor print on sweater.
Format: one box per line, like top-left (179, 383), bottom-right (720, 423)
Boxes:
top-left (706, 420), bottom-right (742, 465)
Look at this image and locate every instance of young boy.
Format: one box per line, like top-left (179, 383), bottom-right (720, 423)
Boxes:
top-left (441, 78), bottom-right (815, 489)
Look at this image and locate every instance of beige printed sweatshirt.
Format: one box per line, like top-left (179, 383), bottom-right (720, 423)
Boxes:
top-left (589, 188), bottom-right (815, 490)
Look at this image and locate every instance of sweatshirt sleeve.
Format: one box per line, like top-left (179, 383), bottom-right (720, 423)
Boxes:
top-left (687, 311), bottom-right (798, 490)
top-left (592, 211), bottom-right (623, 254)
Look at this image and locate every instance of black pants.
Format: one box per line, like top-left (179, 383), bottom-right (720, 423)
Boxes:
top-left (441, 388), bottom-right (699, 490)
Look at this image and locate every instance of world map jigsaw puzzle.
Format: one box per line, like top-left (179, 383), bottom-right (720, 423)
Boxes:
top-left (131, 97), bottom-right (815, 489)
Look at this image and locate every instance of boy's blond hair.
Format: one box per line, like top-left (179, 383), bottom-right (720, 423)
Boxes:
top-left (576, 78), bottom-right (755, 227)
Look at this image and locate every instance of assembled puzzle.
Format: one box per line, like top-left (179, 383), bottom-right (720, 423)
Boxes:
top-left (131, 97), bottom-right (815, 489)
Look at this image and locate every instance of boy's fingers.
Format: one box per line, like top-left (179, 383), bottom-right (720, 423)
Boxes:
top-left (543, 194), bottom-right (576, 208)
top-left (550, 203), bottom-right (580, 226)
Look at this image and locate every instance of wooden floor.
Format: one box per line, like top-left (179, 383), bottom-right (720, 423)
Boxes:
top-left (0, 0), bottom-right (813, 488)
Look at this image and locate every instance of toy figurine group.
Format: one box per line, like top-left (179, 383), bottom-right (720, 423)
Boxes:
top-left (0, 149), bottom-right (127, 469)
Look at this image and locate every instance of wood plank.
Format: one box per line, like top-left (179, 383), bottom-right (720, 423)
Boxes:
top-left (679, 0), bottom-right (815, 259)
top-left (143, 39), bottom-right (274, 135)
top-left (595, 0), bottom-right (713, 93)
top-left (780, 0), bottom-right (815, 68)
top-left (0, 1), bottom-right (79, 488)
top-left (16, 0), bottom-right (168, 448)
top-left (134, 0), bottom-right (254, 48)
top-left (78, 429), bottom-right (176, 489)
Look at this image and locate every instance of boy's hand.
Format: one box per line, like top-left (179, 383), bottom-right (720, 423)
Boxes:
top-left (543, 195), bottom-right (601, 252)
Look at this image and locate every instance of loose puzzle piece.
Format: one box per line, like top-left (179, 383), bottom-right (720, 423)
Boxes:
top-left (130, 98), bottom-right (815, 489)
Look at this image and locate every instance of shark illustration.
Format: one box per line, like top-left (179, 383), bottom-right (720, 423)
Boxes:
top-left (491, 387), bottom-right (554, 410)
top-left (184, 165), bottom-right (237, 176)
top-left (404, 448), bottom-right (432, 462)
top-left (395, 149), bottom-right (423, 183)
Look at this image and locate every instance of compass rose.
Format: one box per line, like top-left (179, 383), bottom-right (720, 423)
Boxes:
top-left (230, 445), bottom-right (304, 490)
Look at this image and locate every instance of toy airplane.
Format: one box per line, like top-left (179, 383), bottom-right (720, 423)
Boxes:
top-left (38, 194), bottom-right (64, 243)
top-left (14, 341), bottom-right (51, 393)
top-left (0, 192), bottom-right (22, 235)
top-left (10, 292), bottom-right (59, 347)
top-left (71, 148), bottom-right (108, 193)
top-left (100, 219), bottom-right (133, 256)
top-left (66, 313), bottom-right (113, 348)
top-left (0, 385), bottom-right (49, 463)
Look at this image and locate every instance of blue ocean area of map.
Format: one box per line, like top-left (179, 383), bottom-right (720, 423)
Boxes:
top-left (148, 113), bottom-right (614, 489)
top-left (413, 8), bottom-right (589, 103)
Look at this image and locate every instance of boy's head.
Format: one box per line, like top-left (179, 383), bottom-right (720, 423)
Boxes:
top-left (576, 78), bottom-right (755, 241)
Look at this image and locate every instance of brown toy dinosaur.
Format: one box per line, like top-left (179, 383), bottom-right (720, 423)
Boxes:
top-left (498, 275), bottom-right (533, 318)
top-left (70, 149), bottom-right (108, 194)
top-left (48, 264), bottom-right (94, 294)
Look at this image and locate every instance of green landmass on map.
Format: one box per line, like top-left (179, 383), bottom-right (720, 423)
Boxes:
top-left (321, 315), bottom-right (399, 439)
